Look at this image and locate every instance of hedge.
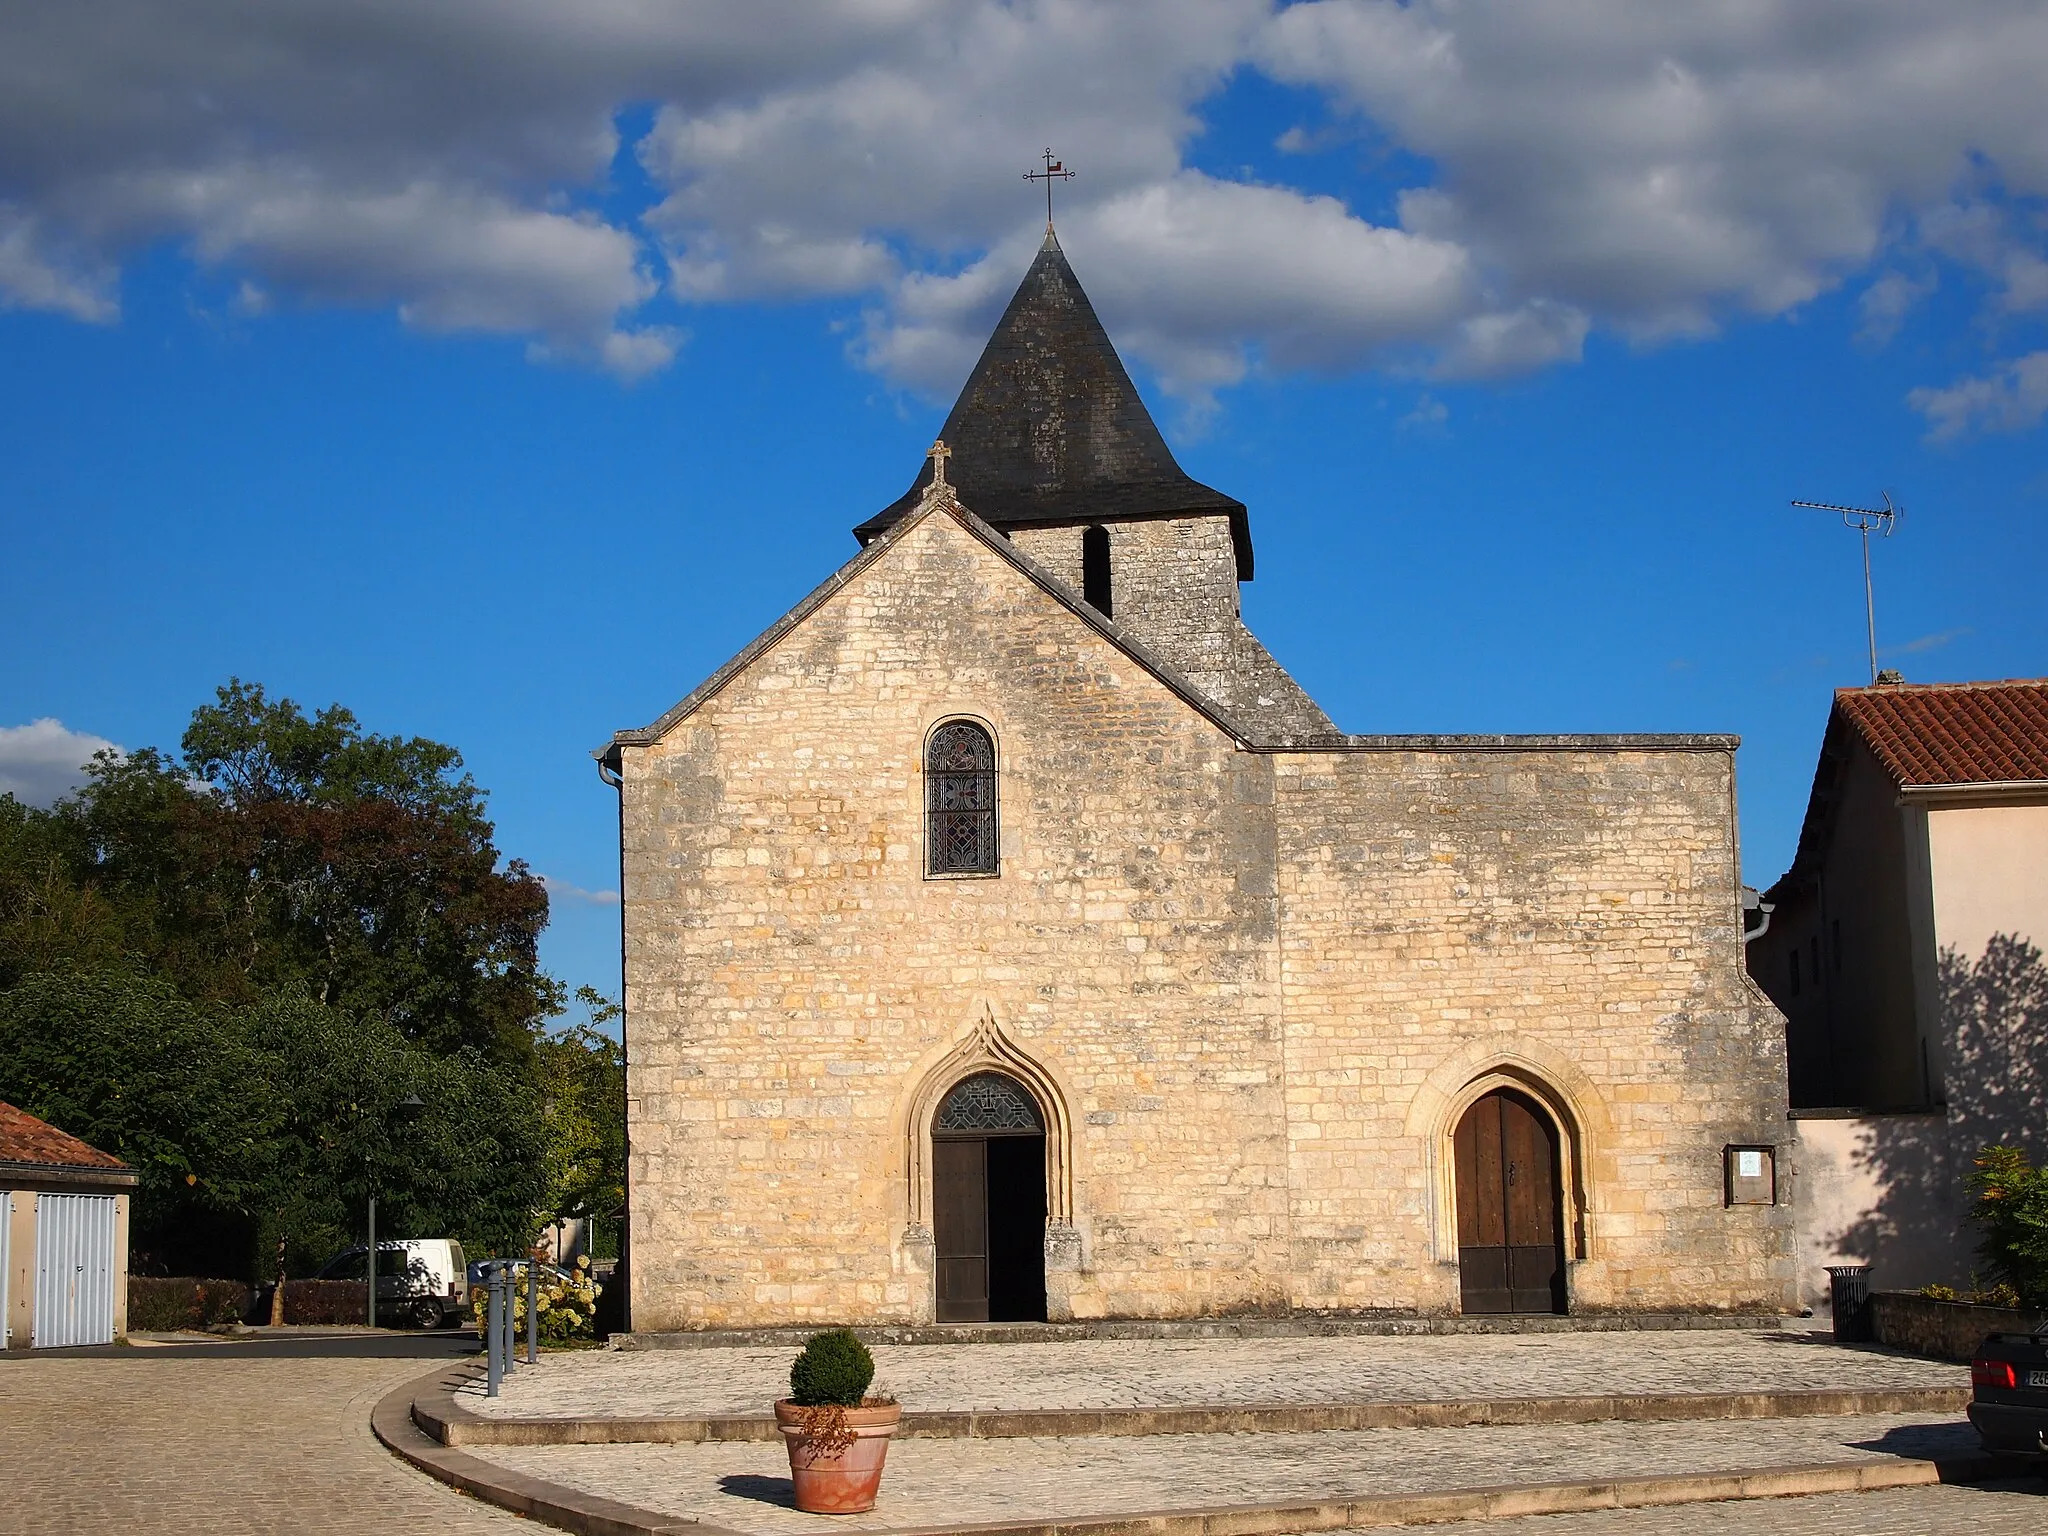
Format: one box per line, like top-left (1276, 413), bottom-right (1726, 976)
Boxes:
top-left (276, 1279), bottom-right (370, 1325)
top-left (127, 1277), bottom-right (252, 1332)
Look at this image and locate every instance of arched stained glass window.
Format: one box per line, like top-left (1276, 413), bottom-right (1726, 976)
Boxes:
top-left (926, 720), bottom-right (998, 875)
top-left (936, 1072), bottom-right (1043, 1133)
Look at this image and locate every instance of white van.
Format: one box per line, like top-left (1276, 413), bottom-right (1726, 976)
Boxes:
top-left (316, 1238), bottom-right (469, 1328)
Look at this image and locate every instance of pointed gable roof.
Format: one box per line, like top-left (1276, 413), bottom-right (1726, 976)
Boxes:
top-left (601, 490), bottom-right (1266, 768)
top-left (855, 230), bottom-right (1252, 577)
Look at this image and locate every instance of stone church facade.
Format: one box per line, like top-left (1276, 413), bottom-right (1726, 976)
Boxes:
top-left (601, 232), bottom-right (1794, 1330)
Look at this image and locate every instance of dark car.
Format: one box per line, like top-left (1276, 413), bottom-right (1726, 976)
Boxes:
top-left (1969, 1330), bottom-right (2048, 1458)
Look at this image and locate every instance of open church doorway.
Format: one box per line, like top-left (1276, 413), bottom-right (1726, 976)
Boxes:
top-left (1453, 1088), bottom-right (1567, 1314)
top-left (932, 1071), bottom-right (1046, 1323)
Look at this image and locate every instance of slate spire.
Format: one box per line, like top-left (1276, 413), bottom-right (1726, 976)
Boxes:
top-left (856, 229), bottom-right (1252, 577)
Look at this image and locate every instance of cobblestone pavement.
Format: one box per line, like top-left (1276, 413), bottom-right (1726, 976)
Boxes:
top-left (473, 1410), bottom-right (1990, 1534)
top-left (0, 1338), bottom-right (529, 1535)
top-left (468, 1327), bottom-right (1963, 1420)
top-left (1374, 1479), bottom-right (2046, 1535)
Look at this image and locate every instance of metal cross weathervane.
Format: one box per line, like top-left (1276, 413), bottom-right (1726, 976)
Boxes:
top-left (1792, 493), bottom-right (1902, 685)
top-left (1024, 149), bottom-right (1074, 226)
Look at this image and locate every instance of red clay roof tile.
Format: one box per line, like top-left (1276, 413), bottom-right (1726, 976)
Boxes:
top-left (0, 1101), bottom-right (129, 1170)
top-left (1835, 679), bottom-right (2048, 787)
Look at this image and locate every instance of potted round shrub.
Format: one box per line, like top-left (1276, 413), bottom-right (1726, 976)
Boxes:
top-left (773, 1328), bottom-right (900, 1514)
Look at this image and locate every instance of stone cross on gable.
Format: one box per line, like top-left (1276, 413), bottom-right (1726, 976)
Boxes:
top-left (920, 439), bottom-right (957, 508)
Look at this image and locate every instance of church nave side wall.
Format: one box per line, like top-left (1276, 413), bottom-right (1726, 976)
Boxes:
top-left (1272, 746), bottom-right (1797, 1316)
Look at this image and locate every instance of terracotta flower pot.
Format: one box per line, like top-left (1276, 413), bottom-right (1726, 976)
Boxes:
top-left (773, 1399), bottom-right (901, 1514)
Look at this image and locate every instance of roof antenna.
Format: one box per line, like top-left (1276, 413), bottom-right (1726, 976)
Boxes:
top-left (1793, 493), bottom-right (1901, 685)
top-left (1024, 149), bottom-right (1074, 231)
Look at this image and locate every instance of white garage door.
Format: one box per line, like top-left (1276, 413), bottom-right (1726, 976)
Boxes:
top-left (35, 1193), bottom-right (117, 1348)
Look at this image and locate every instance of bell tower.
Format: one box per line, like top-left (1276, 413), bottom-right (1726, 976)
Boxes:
top-left (857, 230), bottom-right (1330, 739)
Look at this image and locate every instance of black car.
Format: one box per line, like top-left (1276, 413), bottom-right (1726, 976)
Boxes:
top-left (1969, 1330), bottom-right (2048, 1458)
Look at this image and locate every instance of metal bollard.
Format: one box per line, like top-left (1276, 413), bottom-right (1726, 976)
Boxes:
top-left (525, 1257), bottom-right (539, 1365)
top-left (484, 1266), bottom-right (504, 1397)
top-left (497, 1262), bottom-right (516, 1377)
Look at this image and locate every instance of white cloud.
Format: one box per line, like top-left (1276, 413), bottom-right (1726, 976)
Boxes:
top-left (3, 2), bottom-right (2047, 405)
top-left (1436, 300), bottom-right (1591, 379)
top-left (858, 174), bottom-right (1471, 406)
top-left (1882, 627), bottom-right (1972, 656)
top-left (1855, 270), bottom-right (1936, 349)
top-left (0, 719), bottom-right (120, 808)
top-left (539, 875), bottom-right (622, 907)
top-left (1260, 2), bottom-right (2048, 327)
top-left (1908, 351), bottom-right (2048, 440)
top-left (0, 207), bottom-right (117, 321)
top-left (1397, 393), bottom-right (1449, 434)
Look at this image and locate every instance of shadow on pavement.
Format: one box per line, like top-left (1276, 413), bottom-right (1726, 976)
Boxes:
top-left (717, 1473), bottom-right (797, 1508)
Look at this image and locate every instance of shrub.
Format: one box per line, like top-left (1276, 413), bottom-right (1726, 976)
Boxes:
top-left (788, 1327), bottom-right (875, 1407)
top-left (1967, 1145), bottom-right (2048, 1308)
top-left (127, 1277), bottom-right (250, 1332)
top-left (1916, 1280), bottom-right (2024, 1307)
top-left (467, 1255), bottom-right (602, 1342)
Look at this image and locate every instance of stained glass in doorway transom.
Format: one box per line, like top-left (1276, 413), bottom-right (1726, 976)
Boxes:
top-left (936, 1072), bottom-right (1042, 1132)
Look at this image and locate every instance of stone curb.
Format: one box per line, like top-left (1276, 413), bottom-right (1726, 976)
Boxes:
top-left (617, 1313), bottom-right (1786, 1350)
top-left (372, 1362), bottom-right (749, 1536)
top-left (376, 1367), bottom-right (2027, 1536)
top-left (876, 1456), bottom-right (2026, 1536)
top-left (420, 1373), bottom-right (1971, 1447)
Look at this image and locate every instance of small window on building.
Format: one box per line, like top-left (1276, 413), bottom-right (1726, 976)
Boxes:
top-left (926, 720), bottom-right (998, 876)
top-left (1788, 950), bottom-right (1801, 997)
top-left (1082, 524), bottom-right (1113, 618)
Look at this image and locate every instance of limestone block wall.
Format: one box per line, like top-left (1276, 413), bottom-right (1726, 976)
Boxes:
top-left (617, 503), bottom-right (1794, 1330)
top-left (1272, 748), bottom-right (1796, 1314)
top-left (620, 511), bottom-right (1293, 1330)
top-left (1009, 516), bottom-right (1331, 741)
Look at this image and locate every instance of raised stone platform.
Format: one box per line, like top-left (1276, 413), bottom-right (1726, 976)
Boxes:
top-left (371, 1330), bottom-right (2023, 1536)
top-left (470, 1326), bottom-right (1964, 1426)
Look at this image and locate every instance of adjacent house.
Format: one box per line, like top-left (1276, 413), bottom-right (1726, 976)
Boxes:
top-left (2, 1101), bottom-right (136, 1348)
top-left (1749, 676), bottom-right (2048, 1304)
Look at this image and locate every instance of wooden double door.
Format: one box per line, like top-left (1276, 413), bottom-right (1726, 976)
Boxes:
top-left (1454, 1089), bottom-right (1567, 1314)
top-left (933, 1131), bottom-right (1047, 1323)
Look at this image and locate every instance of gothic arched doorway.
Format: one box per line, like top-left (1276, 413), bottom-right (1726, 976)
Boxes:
top-left (932, 1072), bottom-right (1046, 1323)
top-left (1453, 1088), bottom-right (1567, 1314)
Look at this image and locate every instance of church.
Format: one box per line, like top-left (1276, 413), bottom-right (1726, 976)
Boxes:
top-left (599, 230), bottom-right (1795, 1330)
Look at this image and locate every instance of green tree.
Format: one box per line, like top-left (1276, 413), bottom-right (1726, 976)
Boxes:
top-left (0, 970), bottom-right (551, 1278)
top-left (0, 794), bottom-right (142, 982)
top-left (0, 971), bottom-right (278, 1272)
top-left (1, 680), bottom-right (560, 1062)
top-left (0, 680), bottom-right (571, 1277)
top-left (536, 986), bottom-right (627, 1240)
top-left (1968, 1145), bottom-right (2048, 1308)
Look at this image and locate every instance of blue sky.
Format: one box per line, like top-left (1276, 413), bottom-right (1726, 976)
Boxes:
top-left (3, 3), bottom-right (2045, 1029)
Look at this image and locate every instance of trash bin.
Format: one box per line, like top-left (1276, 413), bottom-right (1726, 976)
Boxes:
top-left (1827, 1264), bottom-right (1872, 1343)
